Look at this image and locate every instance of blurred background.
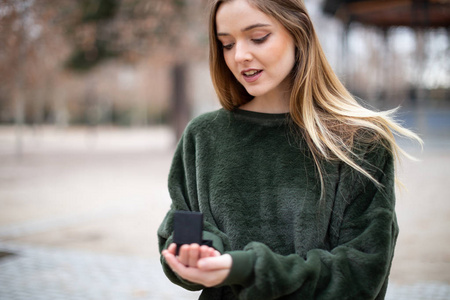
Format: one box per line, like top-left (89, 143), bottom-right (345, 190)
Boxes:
top-left (0, 0), bottom-right (449, 299)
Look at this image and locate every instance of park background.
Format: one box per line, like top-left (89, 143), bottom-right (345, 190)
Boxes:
top-left (0, 0), bottom-right (449, 299)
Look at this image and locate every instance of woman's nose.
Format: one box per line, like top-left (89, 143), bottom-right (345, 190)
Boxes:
top-left (234, 42), bottom-right (253, 63)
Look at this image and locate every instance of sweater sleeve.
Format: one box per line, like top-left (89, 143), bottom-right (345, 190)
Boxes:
top-left (221, 143), bottom-right (398, 300)
top-left (157, 130), bottom-right (231, 291)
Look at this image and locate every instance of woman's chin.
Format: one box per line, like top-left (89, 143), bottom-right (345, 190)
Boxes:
top-left (243, 87), bottom-right (265, 98)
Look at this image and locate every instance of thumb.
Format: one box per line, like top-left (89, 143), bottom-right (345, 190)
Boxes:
top-left (197, 254), bottom-right (232, 271)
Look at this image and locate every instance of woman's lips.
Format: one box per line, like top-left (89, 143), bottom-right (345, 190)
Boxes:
top-left (241, 69), bottom-right (263, 83)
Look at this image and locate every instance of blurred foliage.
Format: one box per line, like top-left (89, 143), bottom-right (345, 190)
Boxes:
top-left (80, 0), bottom-right (119, 22)
top-left (66, 40), bottom-right (118, 71)
top-left (64, 0), bottom-right (206, 71)
top-left (65, 0), bottom-right (120, 71)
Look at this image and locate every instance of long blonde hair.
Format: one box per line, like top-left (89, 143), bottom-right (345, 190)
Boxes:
top-left (209, 0), bottom-right (422, 197)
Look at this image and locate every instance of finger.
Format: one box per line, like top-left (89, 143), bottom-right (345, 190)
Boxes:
top-left (208, 248), bottom-right (221, 257)
top-left (188, 243), bottom-right (200, 267)
top-left (200, 245), bottom-right (212, 259)
top-left (198, 254), bottom-right (232, 271)
top-left (178, 244), bottom-right (190, 266)
top-left (167, 243), bottom-right (177, 255)
top-left (163, 249), bottom-right (185, 273)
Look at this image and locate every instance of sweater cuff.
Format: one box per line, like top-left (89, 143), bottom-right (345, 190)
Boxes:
top-left (221, 250), bottom-right (256, 287)
top-left (202, 231), bottom-right (224, 253)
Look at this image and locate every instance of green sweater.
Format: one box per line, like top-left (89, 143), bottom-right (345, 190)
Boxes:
top-left (158, 108), bottom-right (398, 300)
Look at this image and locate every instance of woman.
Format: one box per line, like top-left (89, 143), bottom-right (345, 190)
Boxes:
top-left (158, 0), bottom-right (422, 299)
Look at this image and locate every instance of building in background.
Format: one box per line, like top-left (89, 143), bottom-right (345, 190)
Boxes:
top-left (321, 0), bottom-right (450, 109)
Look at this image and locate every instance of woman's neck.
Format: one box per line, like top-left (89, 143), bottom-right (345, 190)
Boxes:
top-left (240, 92), bottom-right (290, 114)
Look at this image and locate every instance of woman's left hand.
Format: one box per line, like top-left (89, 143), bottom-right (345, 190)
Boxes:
top-left (162, 243), bottom-right (232, 287)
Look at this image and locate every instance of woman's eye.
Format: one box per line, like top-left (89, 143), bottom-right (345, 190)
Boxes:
top-left (252, 33), bottom-right (271, 44)
top-left (222, 43), bottom-right (234, 50)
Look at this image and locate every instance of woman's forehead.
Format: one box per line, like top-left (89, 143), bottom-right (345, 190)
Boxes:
top-left (216, 0), bottom-right (275, 34)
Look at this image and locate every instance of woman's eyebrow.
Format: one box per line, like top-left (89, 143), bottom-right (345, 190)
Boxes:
top-left (217, 23), bottom-right (271, 37)
top-left (242, 23), bottom-right (270, 32)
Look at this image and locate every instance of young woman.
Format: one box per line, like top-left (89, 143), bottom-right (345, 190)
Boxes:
top-left (158, 0), bottom-right (422, 299)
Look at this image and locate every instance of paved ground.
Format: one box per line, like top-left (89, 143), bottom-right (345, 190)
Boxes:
top-left (0, 124), bottom-right (449, 299)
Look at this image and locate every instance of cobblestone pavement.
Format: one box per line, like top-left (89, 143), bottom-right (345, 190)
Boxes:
top-left (0, 241), bottom-right (449, 300)
top-left (0, 125), bottom-right (449, 300)
top-left (0, 242), bottom-right (200, 300)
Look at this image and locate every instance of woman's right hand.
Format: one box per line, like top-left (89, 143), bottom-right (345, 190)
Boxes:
top-left (163, 243), bottom-right (231, 287)
top-left (166, 243), bottom-right (220, 267)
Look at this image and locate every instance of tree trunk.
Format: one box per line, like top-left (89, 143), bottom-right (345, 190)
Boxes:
top-left (171, 63), bottom-right (190, 141)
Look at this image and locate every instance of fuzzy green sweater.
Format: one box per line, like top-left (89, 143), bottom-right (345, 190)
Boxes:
top-left (158, 108), bottom-right (398, 300)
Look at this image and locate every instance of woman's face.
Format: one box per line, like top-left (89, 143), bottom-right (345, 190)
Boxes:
top-left (216, 0), bottom-right (296, 102)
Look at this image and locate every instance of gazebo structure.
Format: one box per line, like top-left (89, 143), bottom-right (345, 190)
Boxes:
top-left (323, 0), bottom-right (450, 28)
top-left (321, 0), bottom-right (450, 107)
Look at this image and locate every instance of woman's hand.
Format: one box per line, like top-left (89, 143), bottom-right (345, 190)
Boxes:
top-left (162, 243), bottom-right (232, 287)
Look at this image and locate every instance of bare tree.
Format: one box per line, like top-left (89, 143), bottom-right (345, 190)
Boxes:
top-left (64, 0), bottom-right (209, 136)
top-left (0, 0), bottom-right (77, 155)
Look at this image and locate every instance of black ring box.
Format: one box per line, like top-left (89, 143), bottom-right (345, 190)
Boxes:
top-left (173, 211), bottom-right (203, 255)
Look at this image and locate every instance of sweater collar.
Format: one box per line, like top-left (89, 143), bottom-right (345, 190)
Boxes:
top-left (232, 108), bottom-right (290, 124)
